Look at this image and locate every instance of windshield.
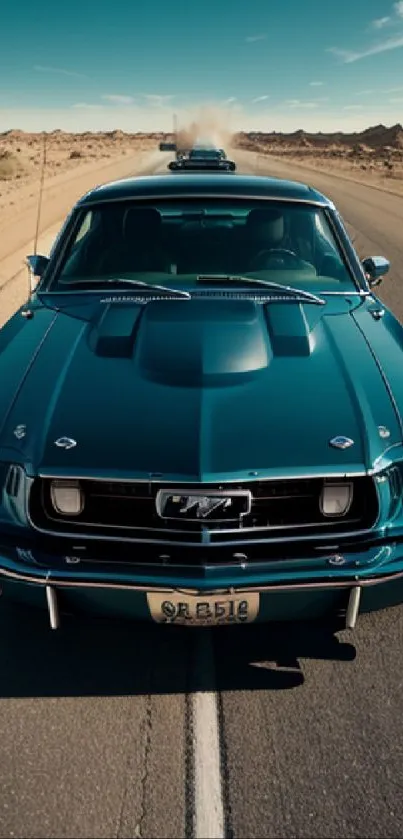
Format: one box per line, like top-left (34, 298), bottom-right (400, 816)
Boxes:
top-left (190, 149), bottom-right (220, 158)
top-left (45, 198), bottom-right (357, 293)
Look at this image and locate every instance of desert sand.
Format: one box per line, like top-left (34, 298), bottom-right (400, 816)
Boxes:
top-left (235, 122), bottom-right (403, 197)
top-left (0, 131), bottom-right (161, 326)
top-left (0, 130), bottom-right (160, 232)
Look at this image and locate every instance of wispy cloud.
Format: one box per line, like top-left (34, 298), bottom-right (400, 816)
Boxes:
top-left (372, 16), bottom-right (391, 28)
top-left (285, 99), bottom-right (319, 109)
top-left (245, 34), bottom-right (267, 42)
top-left (72, 102), bottom-right (104, 110)
top-left (224, 97), bottom-right (237, 104)
top-left (328, 34), bottom-right (403, 63)
top-left (73, 94), bottom-right (175, 111)
top-left (102, 94), bottom-right (135, 105)
top-left (251, 95), bottom-right (269, 103)
top-left (389, 96), bottom-right (403, 102)
top-left (332, 1), bottom-right (403, 62)
top-left (343, 105), bottom-right (364, 110)
top-left (309, 81), bottom-right (324, 86)
top-left (354, 86), bottom-right (403, 97)
top-left (371, 2), bottom-right (403, 27)
top-left (141, 94), bottom-right (174, 107)
top-left (34, 64), bottom-right (89, 80)
top-left (373, 1), bottom-right (403, 21)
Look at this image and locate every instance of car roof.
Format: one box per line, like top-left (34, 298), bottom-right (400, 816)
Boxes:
top-left (78, 173), bottom-right (332, 207)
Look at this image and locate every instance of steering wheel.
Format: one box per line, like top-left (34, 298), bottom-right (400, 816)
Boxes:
top-left (249, 248), bottom-right (302, 271)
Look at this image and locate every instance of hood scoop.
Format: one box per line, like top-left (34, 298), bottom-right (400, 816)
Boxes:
top-left (264, 303), bottom-right (317, 357)
top-left (89, 298), bottom-right (319, 383)
top-left (135, 299), bottom-right (270, 386)
top-left (90, 303), bottom-right (143, 358)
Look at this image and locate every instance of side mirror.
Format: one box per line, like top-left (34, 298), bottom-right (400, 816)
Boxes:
top-left (362, 255), bottom-right (390, 287)
top-left (168, 161), bottom-right (179, 171)
top-left (26, 254), bottom-right (50, 291)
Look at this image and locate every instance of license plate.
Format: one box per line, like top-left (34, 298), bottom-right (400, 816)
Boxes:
top-left (147, 591), bottom-right (259, 625)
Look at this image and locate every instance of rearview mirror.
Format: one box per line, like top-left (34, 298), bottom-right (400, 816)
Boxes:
top-left (362, 256), bottom-right (390, 287)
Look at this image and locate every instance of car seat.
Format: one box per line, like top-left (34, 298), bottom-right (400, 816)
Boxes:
top-left (98, 207), bottom-right (172, 274)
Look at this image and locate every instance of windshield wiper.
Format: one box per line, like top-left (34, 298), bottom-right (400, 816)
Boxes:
top-left (197, 275), bottom-right (326, 305)
top-left (59, 278), bottom-right (191, 299)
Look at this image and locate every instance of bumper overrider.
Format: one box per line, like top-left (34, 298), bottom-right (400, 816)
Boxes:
top-left (1, 540), bottom-right (403, 631)
top-left (3, 465), bottom-right (403, 629)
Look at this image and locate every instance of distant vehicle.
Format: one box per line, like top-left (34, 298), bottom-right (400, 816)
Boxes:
top-left (159, 141), bottom-right (177, 152)
top-left (169, 147), bottom-right (236, 171)
top-left (0, 171), bottom-right (397, 631)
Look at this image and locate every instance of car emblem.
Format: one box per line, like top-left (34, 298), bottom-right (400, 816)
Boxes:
top-left (54, 437), bottom-right (77, 450)
top-left (329, 436), bottom-right (354, 450)
top-left (16, 547), bottom-right (36, 563)
top-left (327, 554), bottom-right (346, 566)
top-left (156, 489), bottom-right (252, 521)
top-left (13, 424), bottom-right (26, 440)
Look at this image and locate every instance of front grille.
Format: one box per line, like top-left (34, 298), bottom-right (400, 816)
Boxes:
top-left (29, 476), bottom-right (379, 544)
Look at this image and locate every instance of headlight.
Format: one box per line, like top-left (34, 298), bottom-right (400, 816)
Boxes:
top-left (320, 482), bottom-right (353, 517)
top-left (50, 480), bottom-right (84, 515)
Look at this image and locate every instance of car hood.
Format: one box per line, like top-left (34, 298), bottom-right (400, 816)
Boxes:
top-left (1, 297), bottom-right (401, 481)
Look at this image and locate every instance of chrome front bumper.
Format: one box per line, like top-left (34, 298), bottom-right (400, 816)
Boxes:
top-left (1, 557), bottom-right (403, 631)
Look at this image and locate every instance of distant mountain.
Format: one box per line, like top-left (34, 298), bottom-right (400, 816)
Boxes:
top-left (235, 123), bottom-right (403, 150)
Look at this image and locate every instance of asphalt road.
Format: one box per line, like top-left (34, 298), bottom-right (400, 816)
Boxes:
top-left (1, 151), bottom-right (403, 839)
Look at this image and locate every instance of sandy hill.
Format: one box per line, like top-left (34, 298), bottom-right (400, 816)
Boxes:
top-left (234, 123), bottom-right (403, 151)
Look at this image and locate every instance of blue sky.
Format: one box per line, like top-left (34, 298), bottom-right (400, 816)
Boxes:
top-left (0, 0), bottom-right (403, 132)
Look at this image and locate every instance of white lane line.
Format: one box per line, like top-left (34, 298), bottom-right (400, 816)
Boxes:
top-left (191, 631), bottom-right (225, 839)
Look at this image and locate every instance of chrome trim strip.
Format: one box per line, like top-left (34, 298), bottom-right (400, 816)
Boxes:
top-left (321, 291), bottom-right (370, 297)
top-left (37, 511), bottom-right (370, 538)
top-left (37, 470), bottom-right (371, 482)
top-left (26, 517), bottom-right (377, 547)
top-left (323, 208), bottom-right (363, 293)
top-left (80, 193), bottom-right (330, 208)
top-left (0, 564), bottom-right (402, 594)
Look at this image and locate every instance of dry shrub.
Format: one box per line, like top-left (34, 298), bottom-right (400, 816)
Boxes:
top-left (0, 149), bottom-right (27, 180)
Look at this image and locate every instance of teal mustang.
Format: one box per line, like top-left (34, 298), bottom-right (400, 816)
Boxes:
top-left (0, 172), bottom-right (400, 629)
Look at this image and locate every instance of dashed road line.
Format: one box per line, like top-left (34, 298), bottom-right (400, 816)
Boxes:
top-left (190, 631), bottom-right (225, 839)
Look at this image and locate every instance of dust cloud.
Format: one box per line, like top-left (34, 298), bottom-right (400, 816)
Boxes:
top-left (175, 105), bottom-right (236, 150)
